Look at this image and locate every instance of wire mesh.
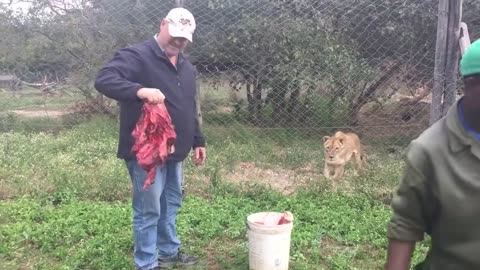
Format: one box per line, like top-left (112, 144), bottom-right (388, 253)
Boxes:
top-left (0, 0), bottom-right (479, 145)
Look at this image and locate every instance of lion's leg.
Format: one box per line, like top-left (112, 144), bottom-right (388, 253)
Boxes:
top-left (361, 153), bottom-right (368, 168)
top-left (333, 165), bottom-right (345, 180)
top-left (323, 163), bottom-right (330, 179)
top-left (324, 163), bottom-right (335, 179)
top-left (353, 152), bottom-right (363, 175)
top-left (325, 164), bottom-right (340, 190)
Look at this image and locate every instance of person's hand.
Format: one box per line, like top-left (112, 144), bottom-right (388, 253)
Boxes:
top-left (193, 147), bottom-right (206, 165)
top-left (137, 88), bottom-right (165, 104)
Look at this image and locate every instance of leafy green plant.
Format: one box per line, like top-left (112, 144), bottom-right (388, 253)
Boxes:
top-left (0, 115), bottom-right (430, 269)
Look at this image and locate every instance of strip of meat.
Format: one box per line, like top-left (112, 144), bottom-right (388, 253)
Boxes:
top-left (131, 102), bottom-right (176, 191)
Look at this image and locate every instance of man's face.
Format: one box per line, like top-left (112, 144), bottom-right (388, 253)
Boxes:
top-left (159, 19), bottom-right (190, 57)
top-left (463, 76), bottom-right (480, 114)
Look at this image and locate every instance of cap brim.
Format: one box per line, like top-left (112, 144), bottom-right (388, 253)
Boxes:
top-left (168, 24), bottom-right (193, 42)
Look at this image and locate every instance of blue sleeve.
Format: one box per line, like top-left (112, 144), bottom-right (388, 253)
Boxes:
top-left (94, 47), bottom-right (144, 102)
top-left (193, 117), bottom-right (205, 148)
top-left (192, 94), bottom-right (205, 148)
top-left (192, 68), bottom-right (205, 148)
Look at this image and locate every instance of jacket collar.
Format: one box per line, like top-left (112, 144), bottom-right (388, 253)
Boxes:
top-left (446, 98), bottom-right (480, 157)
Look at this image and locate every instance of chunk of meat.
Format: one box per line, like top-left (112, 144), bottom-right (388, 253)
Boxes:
top-left (254, 211), bottom-right (293, 225)
top-left (131, 102), bottom-right (176, 191)
top-left (278, 211), bottom-right (293, 225)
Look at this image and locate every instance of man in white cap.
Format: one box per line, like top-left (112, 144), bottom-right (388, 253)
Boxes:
top-left (94, 7), bottom-right (205, 270)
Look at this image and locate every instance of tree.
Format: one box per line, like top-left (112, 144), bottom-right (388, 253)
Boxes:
top-left (1, 0), bottom-right (479, 124)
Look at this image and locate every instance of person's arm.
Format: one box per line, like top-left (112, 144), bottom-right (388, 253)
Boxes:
top-left (191, 70), bottom-right (206, 165)
top-left (94, 47), bottom-right (145, 102)
top-left (385, 239), bottom-right (416, 270)
top-left (385, 142), bottom-right (435, 270)
top-left (192, 117), bottom-right (206, 165)
top-left (192, 98), bottom-right (206, 165)
top-left (192, 69), bottom-right (205, 149)
top-left (95, 47), bottom-right (165, 104)
top-left (193, 117), bottom-right (205, 148)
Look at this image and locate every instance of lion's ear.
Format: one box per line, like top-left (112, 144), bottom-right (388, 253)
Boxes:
top-left (323, 136), bottom-right (330, 142)
top-left (338, 138), bottom-right (344, 144)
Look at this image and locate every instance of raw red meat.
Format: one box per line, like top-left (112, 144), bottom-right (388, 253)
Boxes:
top-left (131, 102), bottom-right (176, 191)
top-left (254, 211), bottom-right (293, 225)
top-left (278, 211), bottom-right (293, 225)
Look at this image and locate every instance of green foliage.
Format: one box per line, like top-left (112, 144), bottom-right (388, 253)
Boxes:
top-left (188, 0), bottom-right (374, 125)
top-left (0, 186), bottom-right (428, 270)
top-left (0, 116), bottom-right (128, 200)
top-left (0, 115), bottom-right (432, 269)
top-left (0, 182), bottom-right (432, 269)
top-left (2, 1), bottom-right (477, 268)
top-left (2, 0), bottom-right (479, 127)
top-left (0, 198), bottom-right (133, 269)
top-left (2, 0), bottom-right (479, 86)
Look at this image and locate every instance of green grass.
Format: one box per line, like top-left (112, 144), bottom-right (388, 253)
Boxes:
top-left (0, 88), bottom-right (83, 112)
top-left (0, 88), bottom-right (88, 134)
top-left (0, 115), bottom-right (431, 269)
top-left (0, 188), bottom-right (393, 270)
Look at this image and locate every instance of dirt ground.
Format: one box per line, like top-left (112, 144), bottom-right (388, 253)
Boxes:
top-left (356, 100), bottom-right (430, 141)
top-left (223, 162), bottom-right (320, 195)
top-left (10, 109), bottom-right (67, 118)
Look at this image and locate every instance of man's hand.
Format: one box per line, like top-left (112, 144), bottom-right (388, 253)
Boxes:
top-left (193, 147), bottom-right (206, 165)
top-left (137, 88), bottom-right (165, 104)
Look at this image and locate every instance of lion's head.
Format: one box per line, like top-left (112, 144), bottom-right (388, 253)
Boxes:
top-left (323, 135), bottom-right (345, 161)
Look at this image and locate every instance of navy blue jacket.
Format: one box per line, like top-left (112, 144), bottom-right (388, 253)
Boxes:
top-left (94, 37), bottom-right (205, 162)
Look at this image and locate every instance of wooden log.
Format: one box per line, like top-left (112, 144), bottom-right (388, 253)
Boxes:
top-left (443, 0), bottom-right (463, 115)
top-left (430, 0), bottom-right (449, 125)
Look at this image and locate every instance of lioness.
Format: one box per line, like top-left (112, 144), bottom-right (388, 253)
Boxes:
top-left (323, 131), bottom-right (366, 181)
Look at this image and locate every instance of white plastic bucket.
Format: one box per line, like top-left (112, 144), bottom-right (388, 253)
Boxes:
top-left (246, 212), bottom-right (294, 270)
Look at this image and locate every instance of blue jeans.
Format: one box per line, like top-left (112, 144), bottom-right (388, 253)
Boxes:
top-left (126, 159), bottom-right (184, 270)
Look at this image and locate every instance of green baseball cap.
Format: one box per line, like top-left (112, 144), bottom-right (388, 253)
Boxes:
top-left (460, 39), bottom-right (480, 77)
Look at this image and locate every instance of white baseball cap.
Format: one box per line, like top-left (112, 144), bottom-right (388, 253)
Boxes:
top-left (165, 7), bottom-right (196, 42)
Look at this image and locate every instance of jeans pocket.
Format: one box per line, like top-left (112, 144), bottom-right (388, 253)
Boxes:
top-left (126, 160), bottom-right (148, 193)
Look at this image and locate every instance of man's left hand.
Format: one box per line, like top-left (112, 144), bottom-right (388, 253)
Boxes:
top-left (193, 147), bottom-right (206, 165)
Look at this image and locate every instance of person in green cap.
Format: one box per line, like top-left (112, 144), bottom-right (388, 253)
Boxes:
top-left (384, 38), bottom-right (480, 270)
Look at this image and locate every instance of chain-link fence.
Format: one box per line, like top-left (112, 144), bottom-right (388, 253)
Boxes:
top-left (1, 0), bottom-right (479, 146)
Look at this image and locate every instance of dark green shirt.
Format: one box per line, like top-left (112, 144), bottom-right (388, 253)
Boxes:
top-left (387, 98), bottom-right (480, 269)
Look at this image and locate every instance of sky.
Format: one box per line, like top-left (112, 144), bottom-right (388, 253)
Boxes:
top-left (0, 1), bottom-right (32, 12)
top-left (0, 0), bottom-right (83, 14)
